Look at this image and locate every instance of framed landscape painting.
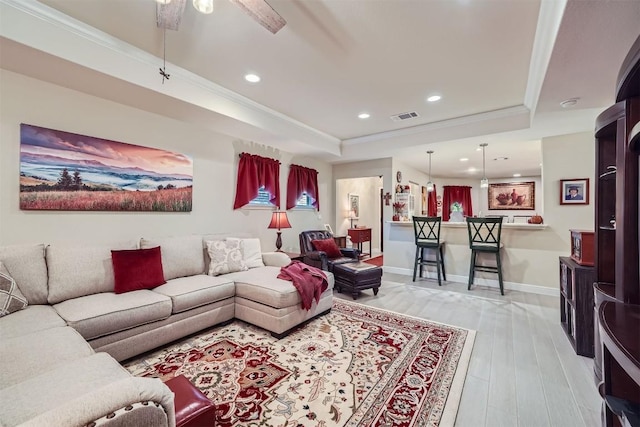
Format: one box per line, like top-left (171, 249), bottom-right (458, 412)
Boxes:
top-left (19, 124), bottom-right (193, 211)
top-left (488, 181), bottom-right (535, 210)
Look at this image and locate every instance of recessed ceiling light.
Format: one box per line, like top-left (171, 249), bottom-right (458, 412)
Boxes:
top-left (468, 167), bottom-right (476, 173)
top-left (476, 147), bottom-right (482, 151)
top-left (513, 173), bottom-right (521, 177)
top-left (493, 157), bottom-right (509, 161)
top-left (427, 95), bottom-right (442, 102)
top-left (358, 113), bottom-right (370, 119)
top-left (244, 74), bottom-right (261, 83)
top-left (459, 158), bottom-right (469, 162)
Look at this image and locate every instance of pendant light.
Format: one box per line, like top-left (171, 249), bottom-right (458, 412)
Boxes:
top-left (426, 150), bottom-right (434, 192)
top-left (193, 0), bottom-right (214, 14)
top-left (480, 143), bottom-right (489, 189)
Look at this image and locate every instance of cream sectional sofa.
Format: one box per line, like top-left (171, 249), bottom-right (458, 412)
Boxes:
top-left (0, 234), bottom-right (334, 427)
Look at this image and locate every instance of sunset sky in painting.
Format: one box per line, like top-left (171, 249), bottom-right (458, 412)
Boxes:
top-left (20, 124), bottom-right (192, 176)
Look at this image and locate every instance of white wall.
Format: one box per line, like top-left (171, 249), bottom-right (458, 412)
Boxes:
top-left (0, 70), bottom-right (333, 253)
top-left (335, 176), bottom-right (382, 252)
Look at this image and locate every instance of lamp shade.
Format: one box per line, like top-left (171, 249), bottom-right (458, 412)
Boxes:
top-left (268, 211), bottom-right (292, 230)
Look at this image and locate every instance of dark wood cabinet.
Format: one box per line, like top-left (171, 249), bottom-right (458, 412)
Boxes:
top-left (594, 34), bottom-right (640, 427)
top-left (559, 257), bottom-right (595, 357)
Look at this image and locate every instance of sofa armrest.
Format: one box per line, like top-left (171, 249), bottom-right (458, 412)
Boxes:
top-left (262, 252), bottom-right (291, 267)
top-left (340, 248), bottom-right (360, 259)
top-left (303, 251), bottom-right (328, 271)
top-left (20, 377), bottom-right (176, 427)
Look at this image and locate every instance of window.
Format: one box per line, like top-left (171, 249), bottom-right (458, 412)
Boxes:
top-left (248, 186), bottom-right (275, 206)
top-left (250, 188), bottom-right (311, 207)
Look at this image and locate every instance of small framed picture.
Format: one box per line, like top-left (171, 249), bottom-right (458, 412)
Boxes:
top-left (348, 193), bottom-right (359, 219)
top-left (324, 224), bottom-right (333, 234)
top-left (560, 178), bottom-right (589, 205)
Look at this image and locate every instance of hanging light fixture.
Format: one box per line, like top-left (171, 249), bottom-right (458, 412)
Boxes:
top-left (426, 150), bottom-right (434, 192)
top-left (480, 143), bottom-right (489, 189)
top-left (193, 0), bottom-right (214, 14)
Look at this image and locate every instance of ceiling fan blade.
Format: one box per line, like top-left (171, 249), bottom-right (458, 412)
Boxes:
top-left (157, 0), bottom-right (187, 31)
top-left (230, 0), bottom-right (286, 34)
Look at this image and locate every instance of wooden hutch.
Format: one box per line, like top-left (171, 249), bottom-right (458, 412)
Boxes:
top-left (593, 34), bottom-right (640, 427)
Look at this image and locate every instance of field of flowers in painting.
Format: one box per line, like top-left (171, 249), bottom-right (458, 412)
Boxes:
top-left (20, 187), bottom-right (192, 212)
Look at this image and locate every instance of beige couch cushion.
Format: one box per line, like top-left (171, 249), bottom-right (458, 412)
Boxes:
top-left (53, 291), bottom-right (172, 340)
top-left (46, 241), bottom-right (138, 304)
top-left (0, 244), bottom-right (48, 304)
top-left (0, 353), bottom-right (132, 427)
top-left (152, 274), bottom-right (235, 314)
top-left (0, 305), bottom-right (65, 341)
top-left (0, 327), bottom-right (94, 389)
top-left (227, 266), bottom-right (334, 309)
top-left (141, 235), bottom-right (205, 280)
top-left (206, 239), bottom-right (248, 276)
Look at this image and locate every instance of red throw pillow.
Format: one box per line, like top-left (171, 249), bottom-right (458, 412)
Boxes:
top-left (311, 238), bottom-right (342, 259)
top-left (111, 246), bottom-right (166, 294)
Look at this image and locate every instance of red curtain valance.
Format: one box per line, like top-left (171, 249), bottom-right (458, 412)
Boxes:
top-left (442, 185), bottom-right (473, 221)
top-left (233, 153), bottom-right (280, 209)
top-left (286, 164), bottom-right (319, 210)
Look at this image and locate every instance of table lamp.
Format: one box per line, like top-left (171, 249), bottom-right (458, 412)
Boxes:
top-left (267, 211), bottom-right (292, 252)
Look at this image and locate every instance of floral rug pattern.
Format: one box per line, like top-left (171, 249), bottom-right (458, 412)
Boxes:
top-left (124, 300), bottom-right (474, 427)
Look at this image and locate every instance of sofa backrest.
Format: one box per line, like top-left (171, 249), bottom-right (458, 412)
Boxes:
top-left (0, 244), bottom-right (48, 304)
top-left (140, 235), bottom-right (205, 281)
top-left (46, 241), bottom-right (138, 304)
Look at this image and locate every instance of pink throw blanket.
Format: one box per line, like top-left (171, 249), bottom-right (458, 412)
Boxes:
top-left (278, 261), bottom-right (328, 310)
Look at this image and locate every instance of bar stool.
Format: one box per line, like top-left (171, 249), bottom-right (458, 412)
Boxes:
top-left (412, 216), bottom-right (446, 286)
top-left (466, 216), bottom-right (504, 295)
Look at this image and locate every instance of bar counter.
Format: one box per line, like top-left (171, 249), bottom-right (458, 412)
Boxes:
top-left (384, 220), bottom-right (558, 294)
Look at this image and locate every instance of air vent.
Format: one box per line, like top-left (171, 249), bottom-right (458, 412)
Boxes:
top-left (390, 111), bottom-right (420, 122)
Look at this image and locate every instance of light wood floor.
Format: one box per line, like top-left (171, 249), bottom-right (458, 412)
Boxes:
top-left (333, 272), bottom-right (602, 427)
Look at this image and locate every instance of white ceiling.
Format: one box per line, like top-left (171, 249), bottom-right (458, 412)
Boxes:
top-left (1, 0), bottom-right (639, 179)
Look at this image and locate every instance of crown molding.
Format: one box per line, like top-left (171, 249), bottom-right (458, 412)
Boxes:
top-left (0, 0), bottom-right (341, 155)
top-left (523, 0), bottom-right (568, 119)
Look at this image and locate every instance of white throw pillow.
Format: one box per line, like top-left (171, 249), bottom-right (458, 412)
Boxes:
top-left (206, 240), bottom-right (248, 276)
top-left (226, 238), bottom-right (265, 269)
top-left (0, 262), bottom-right (28, 317)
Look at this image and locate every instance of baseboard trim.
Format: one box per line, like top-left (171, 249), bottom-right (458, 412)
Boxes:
top-left (382, 267), bottom-right (558, 297)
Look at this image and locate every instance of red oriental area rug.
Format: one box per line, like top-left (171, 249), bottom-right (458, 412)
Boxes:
top-left (124, 299), bottom-right (475, 427)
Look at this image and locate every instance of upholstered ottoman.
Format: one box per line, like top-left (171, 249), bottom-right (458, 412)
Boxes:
top-left (333, 262), bottom-right (382, 300)
top-left (165, 375), bottom-right (216, 427)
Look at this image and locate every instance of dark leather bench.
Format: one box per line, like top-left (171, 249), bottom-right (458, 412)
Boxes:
top-left (165, 375), bottom-right (216, 427)
top-left (332, 262), bottom-right (382, 300)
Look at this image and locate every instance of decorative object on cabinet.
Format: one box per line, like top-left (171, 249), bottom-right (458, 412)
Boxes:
top-left (570, 230), bottom-right (594, 266)
top-left (560, 178), bottom-right (590, 205)
top-left (592, 34), bottom-right (640, 424)
top-left (348, 193), bottom-right (359, 219)
top-left (559, 257), bottom-right (595, 357)
top-left (392, 201), bottom-right (405, 222)
top-left (393, 191), bottom-right (414, 221)
top-left (267, 210), bottom-right (292, 252)
top-left (19, 124), bottom-right (193, 212)
top-left (528, 215), bottom-right (543, 224)
top-left (487, 182), bottom-right (535, 210)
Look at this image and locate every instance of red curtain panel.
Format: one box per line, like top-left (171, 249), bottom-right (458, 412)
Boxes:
top-left (442, 185), bottom-right (473, 221)
top-left (427, 185), bottom-right (438, 216)
top-left (286, 164), bottom-right (319, 210)
top-left (233, 153), bottom-right (280, 209)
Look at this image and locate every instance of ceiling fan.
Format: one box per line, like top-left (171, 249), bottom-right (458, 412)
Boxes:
top-left (156, 0), bottom-right (286, 34)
